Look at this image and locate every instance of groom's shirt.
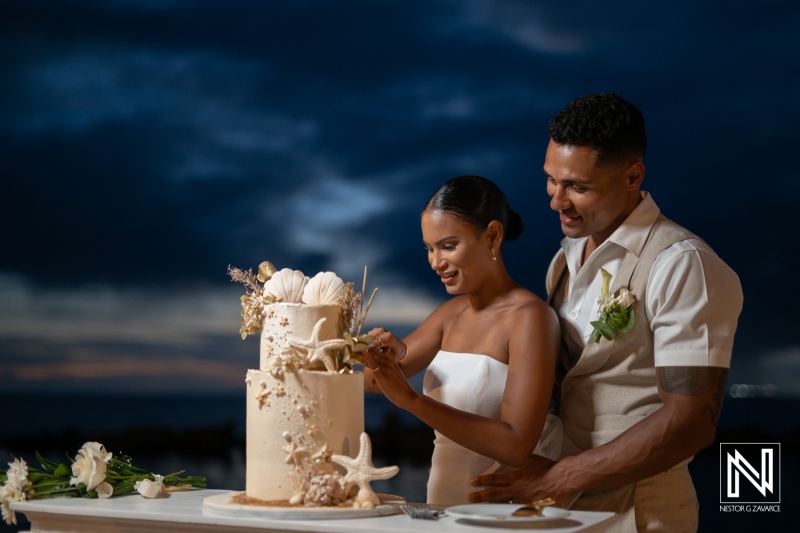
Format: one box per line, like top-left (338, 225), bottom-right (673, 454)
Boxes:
top-left (546, 192), bottom-right (742, 370)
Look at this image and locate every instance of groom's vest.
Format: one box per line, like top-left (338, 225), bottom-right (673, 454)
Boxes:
top-left (547, 214), bottom-right (696, 451)
top-left (547, 215), bottom-right (701, 532)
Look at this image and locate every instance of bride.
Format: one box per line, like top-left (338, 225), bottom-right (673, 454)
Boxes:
top-left (364, 175), bottom-right (562, 506)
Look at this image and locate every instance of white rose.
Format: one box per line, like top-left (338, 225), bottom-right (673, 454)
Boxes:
top-left (70, 442), bottom-right (112, 492)
top-left (135, 475), bottom-right (163, 499)
top-left (95, 482), bottom-right (113, 499)
top-left (615, 288), bottom-right (635, 309)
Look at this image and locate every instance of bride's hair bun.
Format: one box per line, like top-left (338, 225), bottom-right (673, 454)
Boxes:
top-left (505, 209), bottom-right (524, 242)
top-left (424, 175), bottom-right (524, 243)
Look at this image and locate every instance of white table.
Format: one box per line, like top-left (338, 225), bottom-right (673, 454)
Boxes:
top-left (11, 490), bottom-right (617, 533)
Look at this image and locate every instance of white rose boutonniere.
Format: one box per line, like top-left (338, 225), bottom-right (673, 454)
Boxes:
top-left (591, 268), bottom-right (636, 343)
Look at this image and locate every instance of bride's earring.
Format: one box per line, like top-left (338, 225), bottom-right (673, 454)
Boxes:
top-left (491, 248), bottom-right (497, 261)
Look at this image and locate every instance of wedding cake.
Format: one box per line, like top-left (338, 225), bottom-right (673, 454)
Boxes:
top-left (228, 262), bottom-right (398, 509)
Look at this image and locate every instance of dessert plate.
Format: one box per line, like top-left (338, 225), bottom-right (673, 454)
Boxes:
top-left (446, 503), bottom-right (570, 524)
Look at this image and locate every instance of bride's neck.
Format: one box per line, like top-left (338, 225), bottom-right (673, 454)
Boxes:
top-left (467, 269), bottom-right (517, 310)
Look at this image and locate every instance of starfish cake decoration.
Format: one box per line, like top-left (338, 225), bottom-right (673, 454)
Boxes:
top-left (287, 317), bottom-right (348, 371)
top-left (254, 384), bottom-right (271, 409)
top-left (330, 432), bottom-right (399, 508)
top-left (311, 442), bottom-right (334, 465)
top-left (283, 441), bottom-right (309, 466)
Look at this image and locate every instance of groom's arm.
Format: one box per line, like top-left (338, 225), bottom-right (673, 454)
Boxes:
top-left (470, 365), bottom-right (727, 503)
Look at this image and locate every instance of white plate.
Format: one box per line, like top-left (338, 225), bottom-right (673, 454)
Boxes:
top-left (446, 503), bottom-right (570, 524)
top-left (203, 491), bottom-right (404, 520)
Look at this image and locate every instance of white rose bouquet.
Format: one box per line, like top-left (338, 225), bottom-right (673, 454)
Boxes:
top-left (0, 442), bottom-right (205, 525)
top-left (590, 268), bottom-right (636, 343)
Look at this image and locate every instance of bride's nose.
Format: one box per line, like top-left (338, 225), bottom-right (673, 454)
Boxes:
top-left (429, 251), bottom-right (445, 271)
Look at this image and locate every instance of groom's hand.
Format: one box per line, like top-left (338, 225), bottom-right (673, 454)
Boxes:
top-left (469, 454), bottom-right (560, 504)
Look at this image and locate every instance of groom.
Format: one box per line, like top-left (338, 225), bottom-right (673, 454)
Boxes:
top-left (470, 93), bottom-right (743, 532)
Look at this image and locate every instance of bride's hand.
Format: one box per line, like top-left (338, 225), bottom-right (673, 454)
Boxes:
top-left (364, 328), bottom-right (417, 408)
top-left (363, 366), bottom-right (382, 394)
top-left (366, 328), bottom-right (408, 362)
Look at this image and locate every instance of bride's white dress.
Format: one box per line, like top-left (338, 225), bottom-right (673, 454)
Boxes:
top-left (422, 350), bottom-right (563, 506)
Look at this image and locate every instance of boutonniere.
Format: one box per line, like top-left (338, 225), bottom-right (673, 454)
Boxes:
top-left (590, 268), bottom-right (636, 343)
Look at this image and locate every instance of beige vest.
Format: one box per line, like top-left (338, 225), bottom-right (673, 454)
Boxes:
top-left (547, 215), bottom-right (701, 532)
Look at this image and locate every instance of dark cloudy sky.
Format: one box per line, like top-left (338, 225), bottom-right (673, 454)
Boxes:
top-left (2, 0), bottom-right (799, 395)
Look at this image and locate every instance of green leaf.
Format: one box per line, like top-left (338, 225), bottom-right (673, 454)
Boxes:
top-left (26, 471), bottom-right (46, 481)
top-left (619, 308), bottom-right (635, 334)
top-left (113, 480), bottom-right (136, 496)
top-left (591, 320), bottom-right (615, 341)
top-left (36, 451), bottom-right (59, 474)
top-left (607, 311), bottom-right (626, 330)
top-left (53, 463), bottom-right (72, 478)
top-left (164, 473), bottom-right (206, 489)
top-left (31, 481), bottom-right (64, 491)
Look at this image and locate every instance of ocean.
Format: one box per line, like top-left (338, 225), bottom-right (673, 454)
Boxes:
top-left (1, 394), bottom-right (797, 532)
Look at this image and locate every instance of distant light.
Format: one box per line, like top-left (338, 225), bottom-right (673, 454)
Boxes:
top-left (728, 383), bottom-right (776, 398)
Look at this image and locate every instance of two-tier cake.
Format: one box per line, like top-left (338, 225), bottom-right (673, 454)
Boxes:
top-left (228, 263), bottom-right (397, 509)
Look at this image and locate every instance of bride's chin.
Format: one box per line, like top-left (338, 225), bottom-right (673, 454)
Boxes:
top-left (443, 283), bottom-right (460, 294)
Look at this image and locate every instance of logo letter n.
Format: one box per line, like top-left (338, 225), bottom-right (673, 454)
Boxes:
top-left (727, 448), bottom-right (773, 498)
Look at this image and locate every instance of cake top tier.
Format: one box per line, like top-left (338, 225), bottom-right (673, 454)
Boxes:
top-left (229, 261), bottom-right (376, 373)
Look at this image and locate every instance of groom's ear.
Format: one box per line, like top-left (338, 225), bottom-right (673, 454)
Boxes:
top-left (485, 220), bottom-right (504, 245)
top-left (624, 160), bottom-right (645, 190)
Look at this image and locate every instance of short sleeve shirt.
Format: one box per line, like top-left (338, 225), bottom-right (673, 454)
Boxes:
top-left (548, 193), bottom-right (743, 368)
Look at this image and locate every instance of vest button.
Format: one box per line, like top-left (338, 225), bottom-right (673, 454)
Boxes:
top-left (564, 383), bottom-right (572, 392)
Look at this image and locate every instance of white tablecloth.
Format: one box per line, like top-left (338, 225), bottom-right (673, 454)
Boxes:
top-left (11, 489), bottom-right (617, 533)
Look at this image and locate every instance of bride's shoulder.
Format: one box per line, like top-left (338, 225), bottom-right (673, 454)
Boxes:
top-left (506, 288), bottom-right (556, 321)
top-left (508, 286), bottom-right (546, 307)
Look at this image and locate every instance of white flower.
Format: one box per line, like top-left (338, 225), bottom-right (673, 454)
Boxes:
top-left (70, 442), bottom-right (112, 493)
top-left (135, 475), bottom-right (163, 499)
top-left (96, 482), bottom-right (113, 499)
top-left (0, 483), bottom-right (23, 505)
top-left (1, 458), bottom-right (31, 525)
top-left (5, 459), bottom-right (28, 488)
top-left (614, 288), bottom-right (635, 309)
top-left (1, 497), bottom-right (16, 526)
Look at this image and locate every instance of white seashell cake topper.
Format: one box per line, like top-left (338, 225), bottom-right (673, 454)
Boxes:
top-left (228, 262), bottom-right (378, 372)
top-left (303, 271), bottom-right (345, 306)
top-left (263, 268), bottom-right (309, 303)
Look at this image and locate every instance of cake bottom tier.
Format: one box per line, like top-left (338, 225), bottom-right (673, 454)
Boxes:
top-left (245, 369), bottom-right (364, 501)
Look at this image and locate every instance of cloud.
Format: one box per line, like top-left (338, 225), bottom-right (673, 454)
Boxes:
top-left (0, 334), bottom-right (253, 394)
top-left (451, 0), bottom-right (586, 54)
top-left (0, 270), bottom-right (439, 346)
top-left (11, 357), bottom-right (241, 384)
top-left (0, 271), bottom-right (441, 393)
top-left (2, 0), bottom-right (800, 395)
top-left (6, 40), bottom-right (324, 184)
top-left (0, 273), bottom-right (240, 345)
top-left (284, 177), bottom-right (389, 253)
top-left (10, 43), bottom-right (258, 135)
